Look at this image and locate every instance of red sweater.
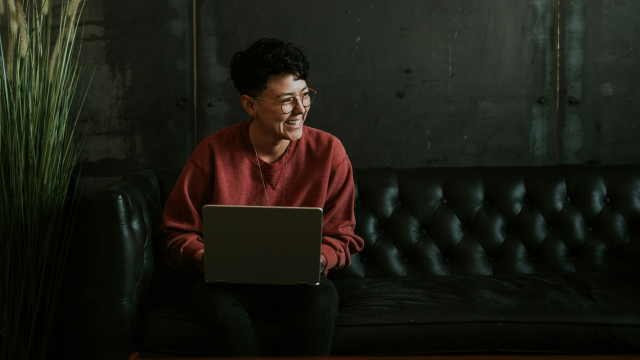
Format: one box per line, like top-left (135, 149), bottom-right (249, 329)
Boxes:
top-left (160, 120), bottom-right (364, 274)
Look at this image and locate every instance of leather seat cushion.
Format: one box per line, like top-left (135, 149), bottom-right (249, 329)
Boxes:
top-left (331, 271), bottom-right (640, 355)
top-left (142, 271), bottom-right (640, 355)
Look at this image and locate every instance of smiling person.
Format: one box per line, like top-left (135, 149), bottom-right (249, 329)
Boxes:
top-left (159, 38), bottom-right (364, 356)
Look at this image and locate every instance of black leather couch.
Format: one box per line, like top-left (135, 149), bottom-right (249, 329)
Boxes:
top-left (98, 165), bottom-right (640, 359)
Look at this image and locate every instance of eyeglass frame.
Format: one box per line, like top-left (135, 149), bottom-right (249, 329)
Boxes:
top-left (250, 88), bottom-right (317, 114)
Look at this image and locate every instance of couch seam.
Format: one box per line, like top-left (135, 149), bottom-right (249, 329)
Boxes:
top-left (333, 319), bottom-right (640, 327)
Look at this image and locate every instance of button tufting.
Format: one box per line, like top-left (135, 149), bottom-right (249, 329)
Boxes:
top-left (507, 228), bottom-right (513, 234)
top-left (360, 257), bottom-right (367, 263)
top-left (566, 196), bottom-right (571, 202)
top-left (396, 200), bottom-right (402, 206)
top-left (524, 198), bottom-right (530, 204)
top-left (483, 199), bottom-right (490, 205)
top-left (402, 257), bottom-right (409, 263)
top-left (488, 257), bottom-right (494, 262)
top-left (548, 226), bottom-right (554, 231)
top-left (379, 228), bottom-right (385, 234)
top-left (588, 226), bottom-right (593, 232)
top-left (570, 256), bottom-right (576, 261)
top-left (605, 197), bottom-right (611, 203)
top-left (463, 227), bottom-right (469, 233)
top-left (530, 256), bottom-right (536, 262)
top-left (441, 198), bottom-right (447, 204)
top-left (443, 257), bottom-right (450, 264)
top-left (420, 228), bottom-right (427, 234)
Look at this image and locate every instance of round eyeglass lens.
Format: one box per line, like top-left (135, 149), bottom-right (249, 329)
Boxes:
top-left (280, 91), bottom-right (315, 114)
top-left (281, 100), bottom-right (294, 114)
top-left (303, 91), bottom-right (315, 107)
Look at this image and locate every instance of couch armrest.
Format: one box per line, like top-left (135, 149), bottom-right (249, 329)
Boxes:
top-left (98, 170), bottom-right (162, 360)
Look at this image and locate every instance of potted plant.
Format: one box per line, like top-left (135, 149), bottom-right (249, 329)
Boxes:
top-left (0, 0), bottom-right (88, 359)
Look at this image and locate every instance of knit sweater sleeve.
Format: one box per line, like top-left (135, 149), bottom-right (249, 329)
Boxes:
top-left (159, 158), bottom-right (212, 272)
top-left (320, 144), bottom-right (364, 274)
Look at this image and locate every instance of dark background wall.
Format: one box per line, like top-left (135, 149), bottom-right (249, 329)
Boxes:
top-left (74, 0), bottom-right (194, 198)
top-left (75, 0), bottom-right (640, 200)
top-left (558, 0), bottom-right (640, 164)
top-left (197, 0), bottom-right (559, 168)
top-left (196, 0), bottom-right (640, 170)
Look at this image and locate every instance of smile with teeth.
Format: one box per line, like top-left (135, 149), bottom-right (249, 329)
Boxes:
top-left (285, 119), bottom-right (301, 126)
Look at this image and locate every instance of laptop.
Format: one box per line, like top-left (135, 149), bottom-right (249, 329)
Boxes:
top-left (202, 205), bottom-right (323, 285)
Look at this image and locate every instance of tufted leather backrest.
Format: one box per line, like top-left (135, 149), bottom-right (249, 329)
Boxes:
top-left (328, 165), bottom-right (640, 281)
top-left (98, 165), bottom-right (640, 296)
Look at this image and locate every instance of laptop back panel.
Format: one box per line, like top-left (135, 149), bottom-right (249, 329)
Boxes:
top-left (203, 205), bottom-right (322, 285)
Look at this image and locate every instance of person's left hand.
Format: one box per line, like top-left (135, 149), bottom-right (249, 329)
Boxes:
top-left (195, 249), bottom-right (205, 271)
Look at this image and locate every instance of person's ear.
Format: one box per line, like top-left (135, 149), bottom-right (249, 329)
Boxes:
top-left (240, 95), bottom-right (258, 117)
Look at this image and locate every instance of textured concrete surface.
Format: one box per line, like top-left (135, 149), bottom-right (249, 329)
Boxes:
top-left (71, 0), bottom-right (640, 199)
top-left (196, 1), bottom-right (559, 169)
top-left (72, 0), bottom-right (194, 198)
top-left (559, 0), bottom-right (640, 164)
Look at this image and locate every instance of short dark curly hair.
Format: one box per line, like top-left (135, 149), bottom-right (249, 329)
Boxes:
top-left (230, 38), bottom-right (309, 96)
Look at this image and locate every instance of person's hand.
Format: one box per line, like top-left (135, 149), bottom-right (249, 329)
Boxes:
top-left (195, 249), bottom-right (205, 271)
top-left (320, 253), bottom-right (327, 273)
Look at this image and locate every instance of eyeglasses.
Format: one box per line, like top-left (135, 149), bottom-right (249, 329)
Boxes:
top-left (252, 88), bottom-right (316, 114)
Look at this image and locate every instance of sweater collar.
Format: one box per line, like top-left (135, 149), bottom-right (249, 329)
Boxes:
top-left (241, 119), bottom-right (302, 189)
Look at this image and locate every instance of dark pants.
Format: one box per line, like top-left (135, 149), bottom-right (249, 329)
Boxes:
top-left (190, 275), bottom-right (339, 357)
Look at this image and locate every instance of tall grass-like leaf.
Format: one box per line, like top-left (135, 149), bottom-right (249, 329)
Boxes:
top-left (6, 0), bottom-right (17, 82)
top-left (0, 1), bottom-right (89, 359)
top-left (6, 0), bottom-right (14, 15)
top-left (16, 1), bottom-right (26, 58)
top-left (67, 0), bottom-right (78, 18)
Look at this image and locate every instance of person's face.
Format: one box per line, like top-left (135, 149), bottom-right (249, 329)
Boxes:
top-left (251, 73), bottom-right (309, 142)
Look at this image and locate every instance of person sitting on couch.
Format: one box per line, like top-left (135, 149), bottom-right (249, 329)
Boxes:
top-left (159, 38), bottom-right (364, 356)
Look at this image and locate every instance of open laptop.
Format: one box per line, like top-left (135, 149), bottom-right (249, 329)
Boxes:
top-left (202, 205), bottom-right (323, 285)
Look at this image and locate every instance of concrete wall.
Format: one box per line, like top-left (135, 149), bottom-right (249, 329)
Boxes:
top-left (558, 0), bottom-right (640, 164)
top-left (75, 0), bottom-right (640, 198)
top-left (197, 0), bottom-right (559, 168)
top-left (74, 0), bottom-right (194, 198)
